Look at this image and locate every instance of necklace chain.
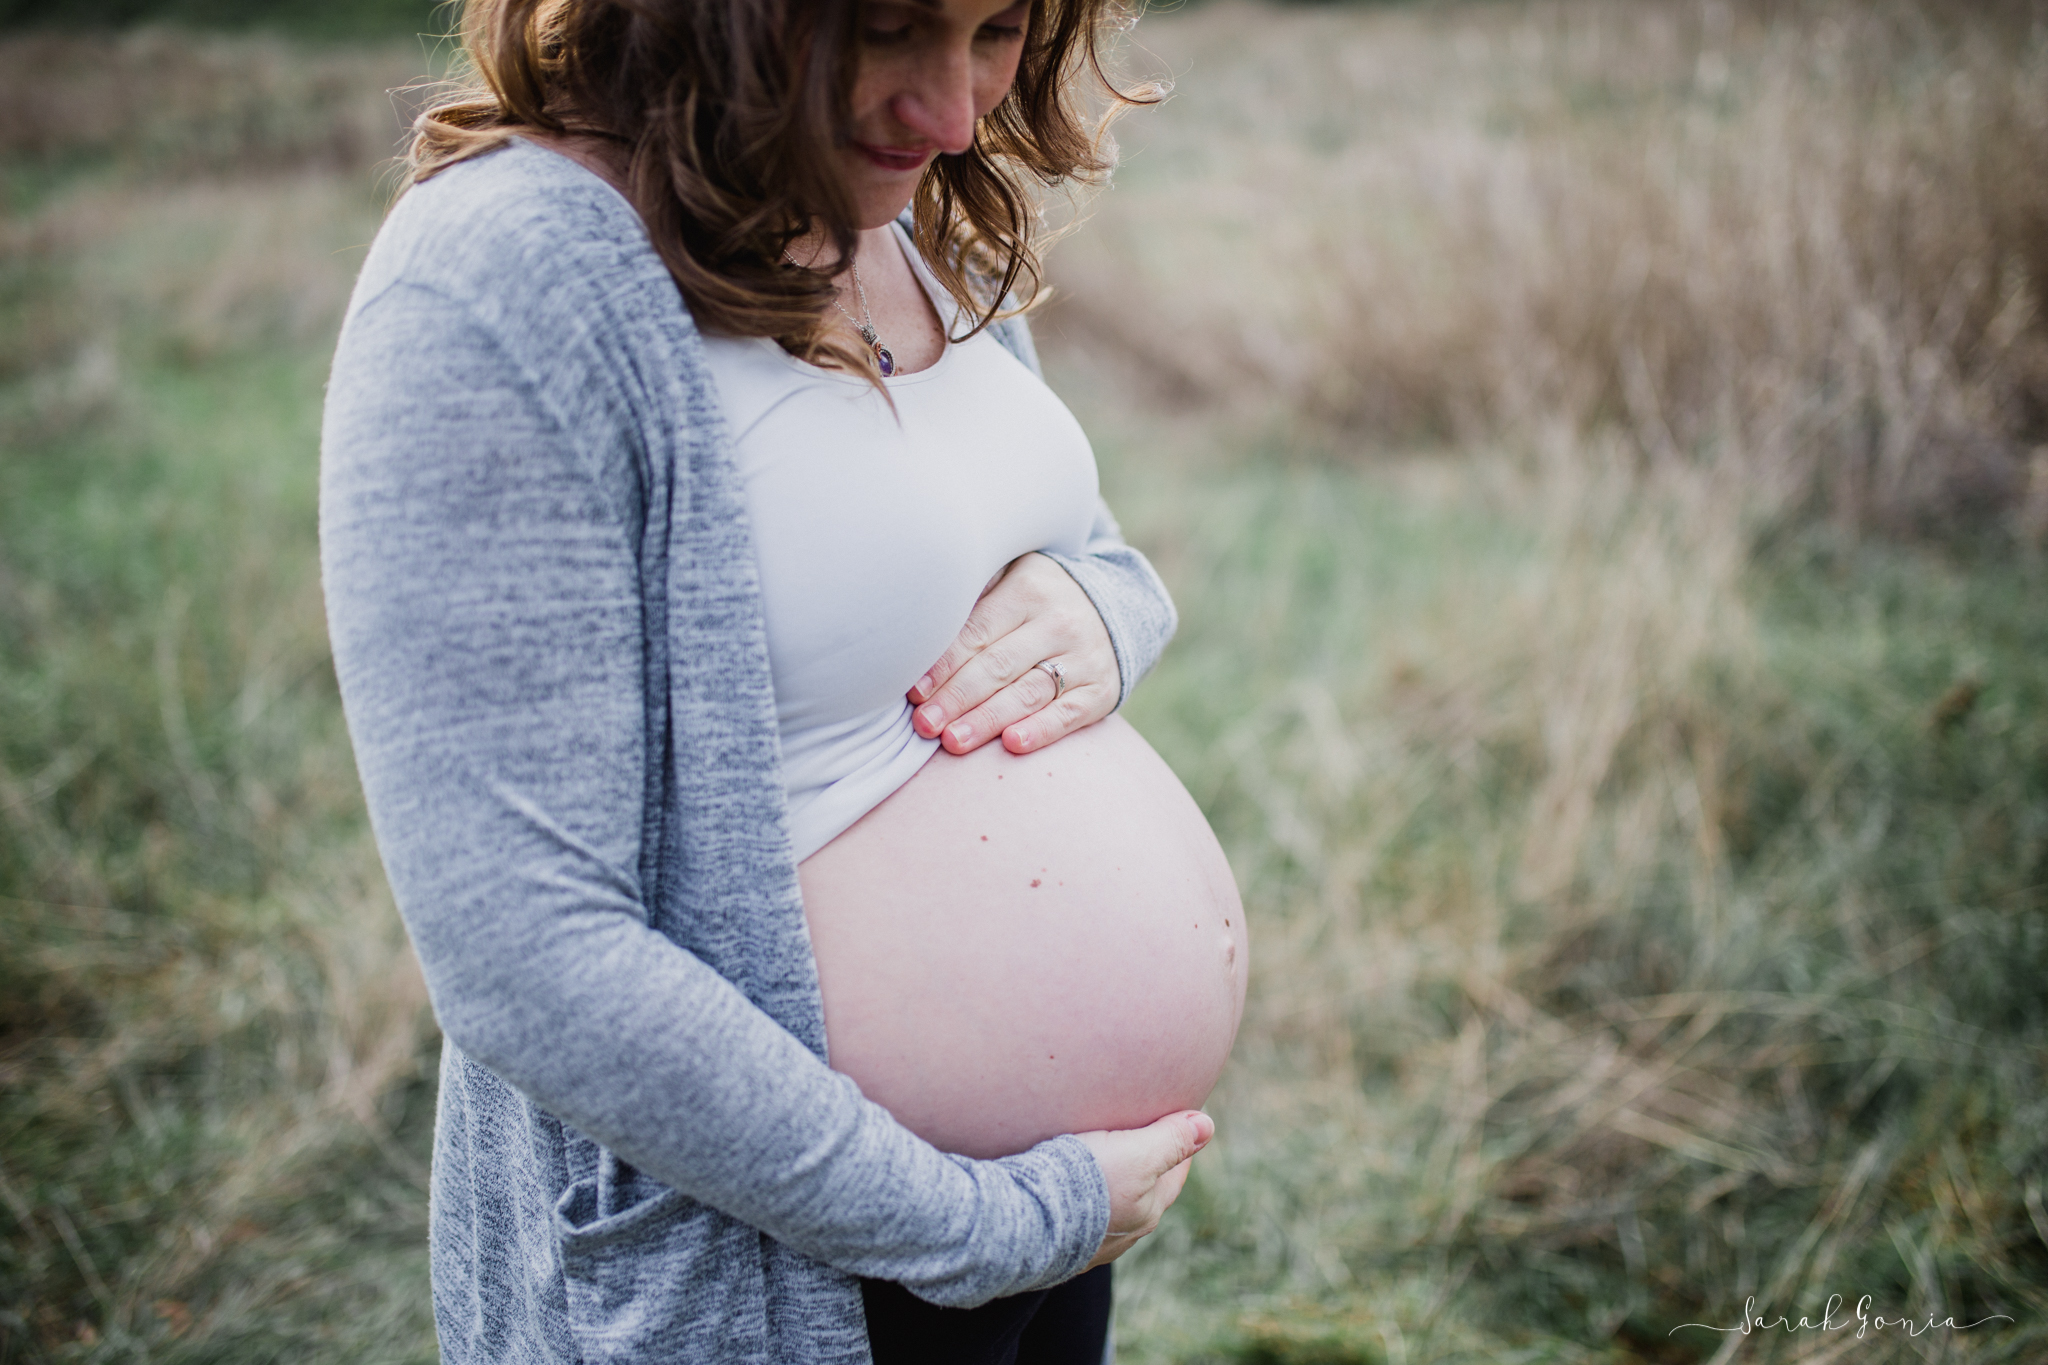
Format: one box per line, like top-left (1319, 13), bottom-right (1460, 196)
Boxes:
top-left (784, 245), bottom-right (896, 377)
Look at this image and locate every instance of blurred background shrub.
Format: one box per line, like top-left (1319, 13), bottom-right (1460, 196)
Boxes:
top-left (0, 0), bottom-right (440, 40)
top-left (2, 1), bottom-right (2044, 1362)
top-left (1051, 0), bottom-right (2048, 539)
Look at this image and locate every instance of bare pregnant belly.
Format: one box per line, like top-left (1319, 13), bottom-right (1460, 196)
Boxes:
top-left (799, 715), bottom-right (1247, 1159)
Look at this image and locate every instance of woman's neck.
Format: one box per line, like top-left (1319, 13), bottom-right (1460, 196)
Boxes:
top-left (519, 129), bottom-right (630, 199)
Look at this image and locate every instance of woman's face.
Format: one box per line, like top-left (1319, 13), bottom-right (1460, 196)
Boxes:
top-left (842, 0), bottom-right (1032, 228)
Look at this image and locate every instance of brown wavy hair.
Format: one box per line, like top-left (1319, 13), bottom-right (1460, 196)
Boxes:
top-left (409, 0), bottom-right (1157, 374)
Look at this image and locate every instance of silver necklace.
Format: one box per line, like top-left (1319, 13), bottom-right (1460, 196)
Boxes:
top-left (785, 247), bottom-right (895, 377)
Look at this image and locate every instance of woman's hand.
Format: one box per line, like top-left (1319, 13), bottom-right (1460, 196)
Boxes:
top-left (1077, 1111), bottom-right (1215, 1269)
top-left (907, 553), bottom-right (1118, 756)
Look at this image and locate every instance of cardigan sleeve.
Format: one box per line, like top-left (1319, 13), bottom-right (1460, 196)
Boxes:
top-left (1038, 500), bottom-right (1178, 712)
top-left (988, 311), bottom-right (1178, 707)
top-left (319, 278), bottom-right (1107, 1307)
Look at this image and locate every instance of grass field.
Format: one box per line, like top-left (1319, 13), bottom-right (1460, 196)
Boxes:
top-left (3, 3), bottom-right (2045, 1362)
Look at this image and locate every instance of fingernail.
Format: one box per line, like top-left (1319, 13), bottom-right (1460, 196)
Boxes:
top-left (945, 721), bottom-right (971, 747)
top-left (1009, 729), bottom-right (1032, 752)
top-left (912, 674), bottom-right (934, 699)
top-left (1189, 1112), bottom-right (1215, 1145)
top-left (916, 704), bottom-right (943, 733)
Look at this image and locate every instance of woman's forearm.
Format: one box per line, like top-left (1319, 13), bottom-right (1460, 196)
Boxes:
top-left (1039, 498), bottom-right (1178, 709)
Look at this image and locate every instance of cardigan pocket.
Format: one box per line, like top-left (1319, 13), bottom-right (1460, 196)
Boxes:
top-left (554, 1173), bottom-right (772, 1363)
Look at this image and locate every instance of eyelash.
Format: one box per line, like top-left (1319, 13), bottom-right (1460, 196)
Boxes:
top-left (858, 16), bottom-right (1028, 46)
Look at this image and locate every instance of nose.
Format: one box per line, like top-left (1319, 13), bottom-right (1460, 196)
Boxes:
top-left (889, 51), bottom-right (978, 154)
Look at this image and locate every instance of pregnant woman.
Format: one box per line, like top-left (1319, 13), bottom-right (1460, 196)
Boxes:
top-left (320, 0), bottom-right (1245, 1361)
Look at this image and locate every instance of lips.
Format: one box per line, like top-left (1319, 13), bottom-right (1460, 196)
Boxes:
top-left (853, 141), bottom-right (935, 172)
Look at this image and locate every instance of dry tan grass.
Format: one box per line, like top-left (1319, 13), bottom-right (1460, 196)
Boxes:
top-left (1108, 449), bottom-right (1782, 1345)
top-left (2, 33), bottom-right (442, 1354)
top-left (1046, 7), bottom-right (2048, 1358)
top-left (1095, 436), bottom-right (2044, 1360)
top-left (0, 28), bottom-right (430, 176)
top-left (1051, 0), bottom-right (2048, 538)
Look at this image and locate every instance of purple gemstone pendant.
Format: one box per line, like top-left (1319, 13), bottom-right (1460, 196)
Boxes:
top-left (852, 313), bottom-right (895, 377)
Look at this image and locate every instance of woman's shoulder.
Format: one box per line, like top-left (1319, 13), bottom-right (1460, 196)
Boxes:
top-left (337, 138), bottom-right (709, 459)
top-left (351, 137), bottom-right (672, 334)
top-left (329, 138), bottom-right (706, 511)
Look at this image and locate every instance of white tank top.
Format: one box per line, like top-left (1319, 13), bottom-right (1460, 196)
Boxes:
top-left (700, 224), bottom-right (1100, 862)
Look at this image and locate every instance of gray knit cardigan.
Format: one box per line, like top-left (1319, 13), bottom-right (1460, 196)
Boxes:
top-left (318, 138), bottom-right (1178, 1364)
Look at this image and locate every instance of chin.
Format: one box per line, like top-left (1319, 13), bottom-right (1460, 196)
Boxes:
top-left (836, 155), bottom-right (924, 229)
top-left (854, 190), bottom-right (919, 230)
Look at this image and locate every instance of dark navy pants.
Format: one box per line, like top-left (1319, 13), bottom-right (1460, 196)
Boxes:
top-left (862, 1264), bottom-right (1112, 1365)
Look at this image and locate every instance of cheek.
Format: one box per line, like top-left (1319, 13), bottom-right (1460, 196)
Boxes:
top-left (846, 57), bottom-right (902, 131)
top-left (973, 48), bottom-right (1025, 117)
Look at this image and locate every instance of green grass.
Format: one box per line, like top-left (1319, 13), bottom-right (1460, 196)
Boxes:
top-left (1, 164), bottom-right (439, 1360)
top-left (4, 6), bottom-right (2046, 1363)
top-left (1088, 440), bottom-right (2048, 1363)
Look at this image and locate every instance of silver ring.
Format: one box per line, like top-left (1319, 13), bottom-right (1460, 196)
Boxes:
top-left (1034, 659), bottom-right (1066, 701)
